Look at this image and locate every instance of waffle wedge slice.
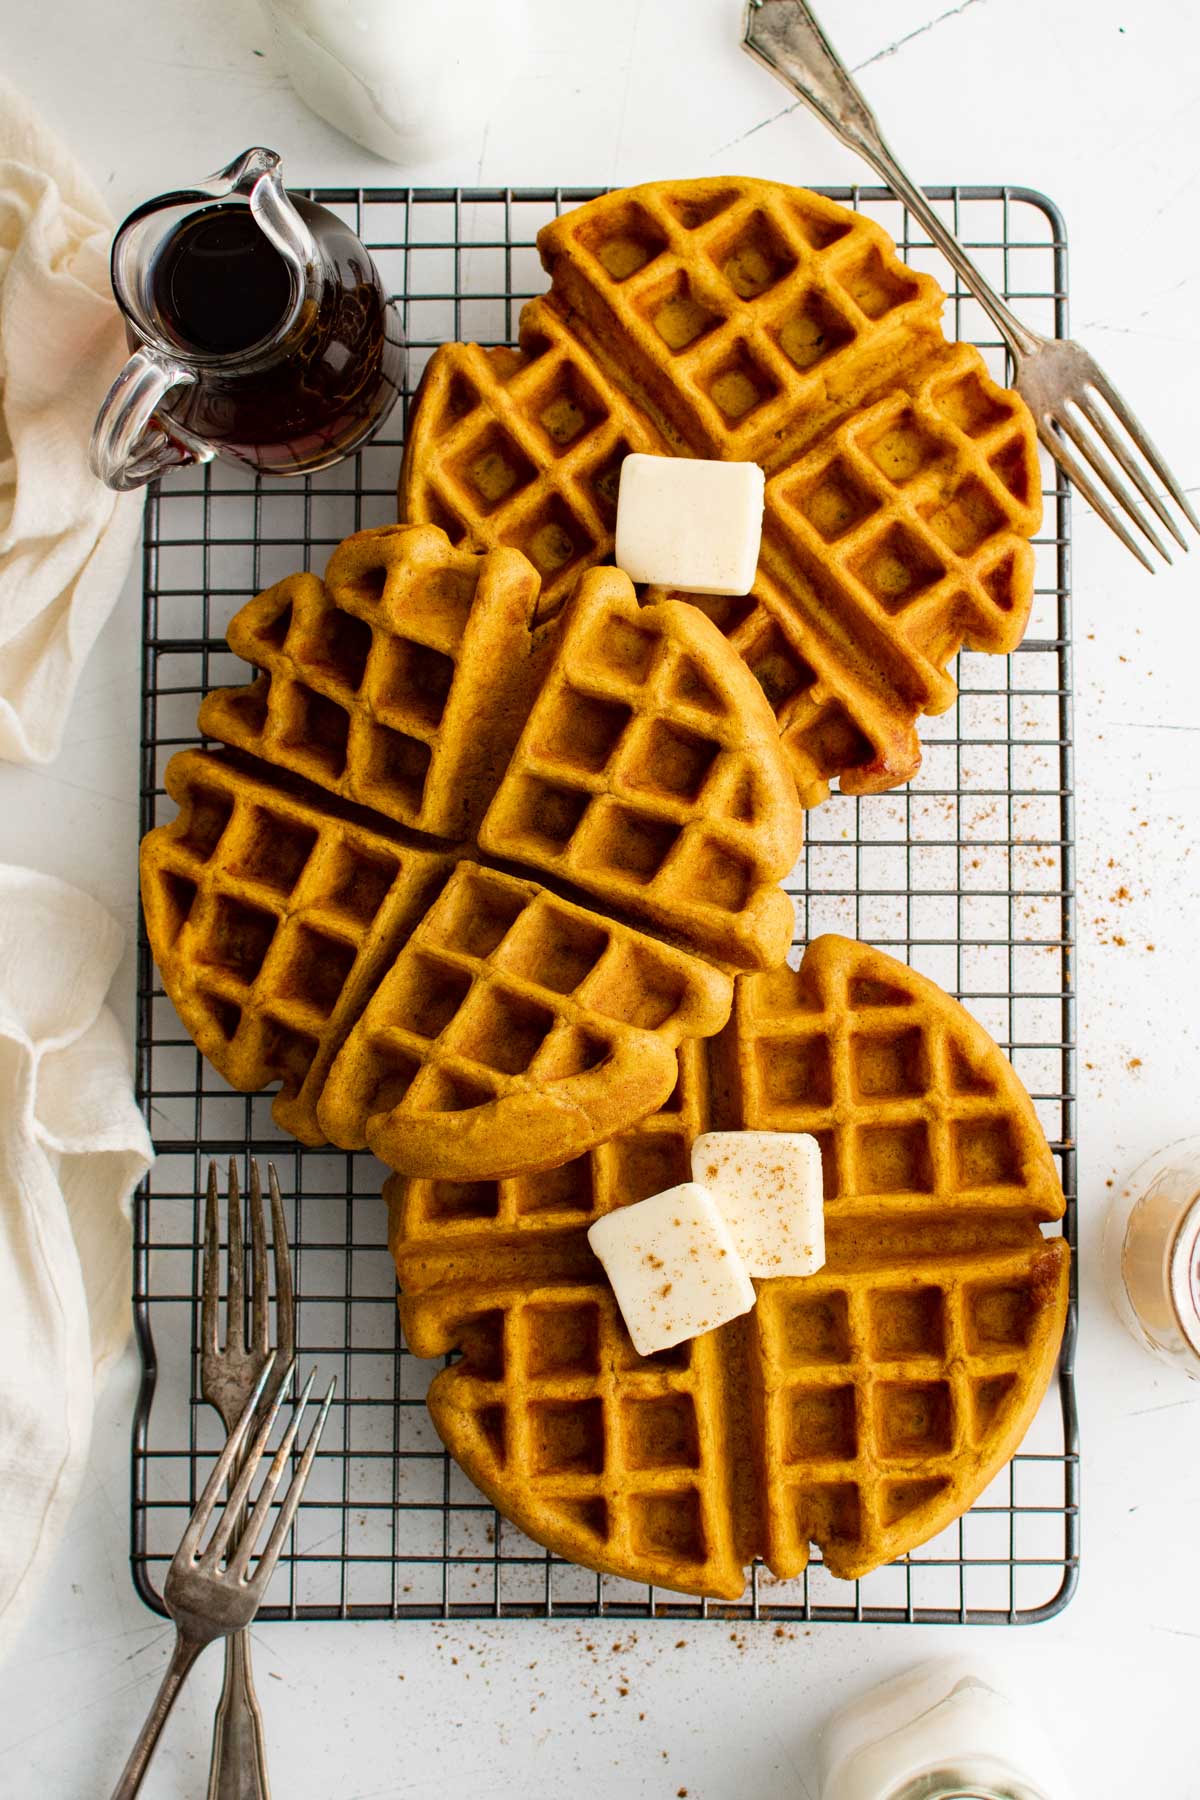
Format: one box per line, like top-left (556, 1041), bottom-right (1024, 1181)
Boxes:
top-left (139, 749), bottom-right (455, 1144)
top-left (199, 523), bottom-right (549, 839)
top-left (318, 861), bottom-right (732, 1180)
top-left (390, 935), bottom-right (1069, 1598)
top-left (534, 180), bottom-right (946, 470)
top-left (721, 934), bottom-right (1068, 1584)
top-left (477, 566), bottom-right (802, 970)
top-left (400, 296), bottom-right (672, 618)
top-left (402, 178), bottom-right (1043, 805)
top-left (392, 1039), bottom-right (734, 1597)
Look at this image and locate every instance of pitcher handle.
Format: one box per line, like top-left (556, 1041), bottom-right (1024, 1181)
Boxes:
top-left (89, 346), bottom-right (207, 491)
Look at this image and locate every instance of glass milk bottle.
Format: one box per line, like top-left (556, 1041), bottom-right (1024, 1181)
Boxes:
top-left (820, 1660), bottom-right (1073, 1800)
top-left (262, 0), bottom-right (529, 163)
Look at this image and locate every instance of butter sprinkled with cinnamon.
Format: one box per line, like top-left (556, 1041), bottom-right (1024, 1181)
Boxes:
top-left (587, 1182), bottom-right (755, 1357)
top-left (691, 1131), bottom-right (825, 1279)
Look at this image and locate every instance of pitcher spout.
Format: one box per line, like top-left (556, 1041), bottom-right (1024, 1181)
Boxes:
top-left (203, 148), bottom-right (317, 282)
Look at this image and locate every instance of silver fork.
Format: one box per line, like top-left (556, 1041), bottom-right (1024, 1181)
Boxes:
top-left (202, 1160), bottom-right (296, 1800)
top-left (111, 1356), bottom-right (334, 1800)
top-left (743, 0), bottom-right (1198, 570)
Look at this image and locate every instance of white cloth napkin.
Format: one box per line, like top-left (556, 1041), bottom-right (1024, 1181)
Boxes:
top-left (0, 865), bottom-right (153, 1653)
top-left (0, 77), bottom-right (143, 766)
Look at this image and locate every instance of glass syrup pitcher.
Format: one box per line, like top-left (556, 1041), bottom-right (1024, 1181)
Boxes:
top-left (90, 147), bottom-right (404, 489)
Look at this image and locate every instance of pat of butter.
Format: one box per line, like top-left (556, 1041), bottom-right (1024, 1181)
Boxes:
top-left (614, 453), bottom-right (765, 596)
top-left (587, 1182), bottom-right (756, 1357)
top-left (691, 1131), bottom-right (825, 1278)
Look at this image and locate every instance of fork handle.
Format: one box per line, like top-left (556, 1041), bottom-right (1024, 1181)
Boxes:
top-left (111, 1630), bottom-right (206, 1799)
top-left (743, 0), bottom-right (1042, 358)
top-left (208, 1628), bottom-right (271, 1800)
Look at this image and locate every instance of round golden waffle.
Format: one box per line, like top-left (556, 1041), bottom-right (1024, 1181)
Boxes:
top-left (392, 936), bottom-right (1069, 1598)
top-left (401, 178), bottom-right (1044, 806)
top-left (141, 524), bottom-right (803, 1179)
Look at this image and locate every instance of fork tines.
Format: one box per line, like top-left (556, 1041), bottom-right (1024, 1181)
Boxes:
top-left (181, 1356), bottom-right (335, 1597)
top-left (203, 1159), bottom-right (293, 1362)
top-left (1040, 357), bottom-right (1199, 572)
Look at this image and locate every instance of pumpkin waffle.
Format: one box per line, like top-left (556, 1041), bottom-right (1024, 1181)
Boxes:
top-left (142, 524), bottom-right (803, 1179)
top-left (401, 178), bottom-right (1043, 806)
top-left (199, 523), bottom-right (549, 840)
top-left (391, 935), bottom-right (1069, 1599)
top-left (477, 564), bottom-right (802, 970)
top-left (317, 861), bottom-right (730, 1180)
top-left (139, 749), bottom-right (455, 1145)
top-left (401, 296), bottom-right (671, 617)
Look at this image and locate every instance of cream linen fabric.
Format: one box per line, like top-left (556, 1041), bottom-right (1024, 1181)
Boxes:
top-left (0, 867), bottom-right (153, 1652)
top-left (0, 76), bottom-right (143, 765)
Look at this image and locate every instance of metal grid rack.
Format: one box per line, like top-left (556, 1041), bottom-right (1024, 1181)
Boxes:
top-left (133, 184), bottom-right (1078, 1625)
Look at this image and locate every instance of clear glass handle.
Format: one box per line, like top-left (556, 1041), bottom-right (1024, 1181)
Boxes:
top-left (89, 345), bottom-right (205, 491)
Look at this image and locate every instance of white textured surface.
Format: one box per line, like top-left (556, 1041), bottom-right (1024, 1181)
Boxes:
top-left (3, 1), bottom-right (1200, 1794)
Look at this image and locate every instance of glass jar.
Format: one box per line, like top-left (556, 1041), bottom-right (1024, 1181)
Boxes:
top-left (90, 147), bottom-right (404, 489)
top-left (1103, 1134), bottom-right (1200, 1376)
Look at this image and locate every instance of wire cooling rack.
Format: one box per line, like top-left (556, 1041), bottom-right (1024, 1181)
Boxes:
top-left (133, 184), bottom-right (1078, 1625)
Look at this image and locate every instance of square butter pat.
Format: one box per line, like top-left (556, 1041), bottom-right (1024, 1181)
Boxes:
top-left (614, 453), bottom-right (765, 596)
top-left (587, 1182), bottom-right (756, 1357)
top-left (691, 1131), bottom-right (825, 1278)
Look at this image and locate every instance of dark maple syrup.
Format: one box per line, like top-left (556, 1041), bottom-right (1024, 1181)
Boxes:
top-left (153, 206), bottom-right (294, 355)
top-left (141, 196), bottom-right (402, 474)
